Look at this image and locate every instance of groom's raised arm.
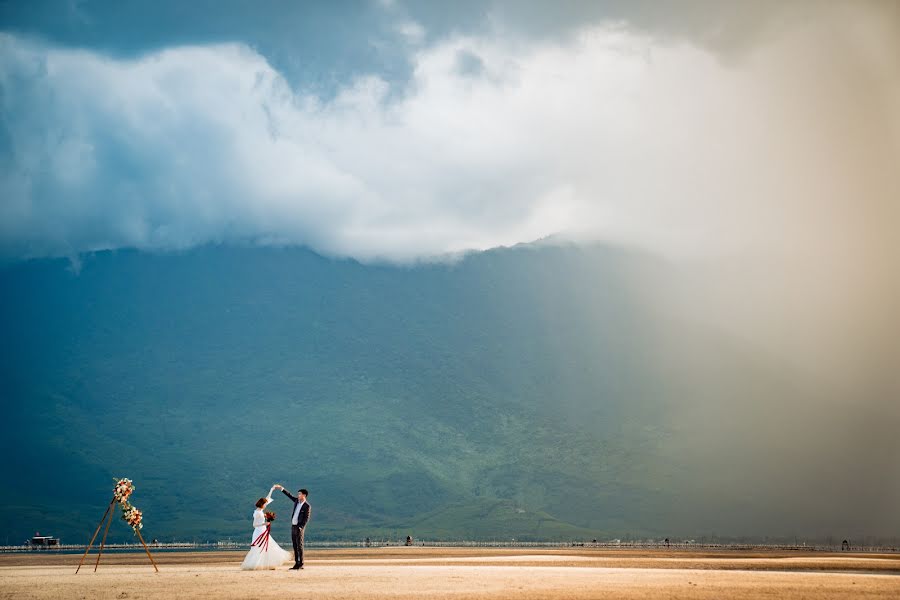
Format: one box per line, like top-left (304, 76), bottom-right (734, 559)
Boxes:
top-left (281, 488), bottom-right (297, 502)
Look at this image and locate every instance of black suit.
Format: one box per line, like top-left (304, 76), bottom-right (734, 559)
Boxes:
top-left (282, 490), bottom-right (311, 567)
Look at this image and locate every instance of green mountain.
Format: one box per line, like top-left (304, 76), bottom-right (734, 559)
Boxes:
top-left (0, 243), bottom-right (834, 544)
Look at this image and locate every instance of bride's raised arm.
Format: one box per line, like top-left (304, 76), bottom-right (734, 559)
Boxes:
top-left (265, 485), bottom-right (278, 503)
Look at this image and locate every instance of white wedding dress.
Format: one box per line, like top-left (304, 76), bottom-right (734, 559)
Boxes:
top-left (240, 486), bottom-right (293, 570)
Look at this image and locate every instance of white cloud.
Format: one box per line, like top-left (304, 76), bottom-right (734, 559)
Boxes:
top-left (0, 4), bottom-right (897, 265)
top-left (396, 20), bottom-right (426, 45)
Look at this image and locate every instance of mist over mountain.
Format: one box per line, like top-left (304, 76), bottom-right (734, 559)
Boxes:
top-left (2, 243), bottom-right (895, 545)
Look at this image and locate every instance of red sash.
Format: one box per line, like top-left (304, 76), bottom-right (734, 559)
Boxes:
top-left (252, 524), bottom-right (271, 552)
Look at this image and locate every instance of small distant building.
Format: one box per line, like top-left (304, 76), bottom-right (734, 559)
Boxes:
top-left (30, 534), bottom-right (60, 547)
top-left (405, 535), bottom-right (413, 546)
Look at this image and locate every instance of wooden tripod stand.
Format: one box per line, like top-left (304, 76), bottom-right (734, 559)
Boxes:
top-left (75, 497), bottom-right (159, 573)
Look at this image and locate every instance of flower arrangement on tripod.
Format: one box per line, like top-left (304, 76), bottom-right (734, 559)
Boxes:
top-left (76, 476), bottom-right (158, 574)
top-left (121, 502), bottom-right (144, 532)
top-left (113, 478), bottom-right (135, 504)
top-left (112, 478), bottom-right (144, 533)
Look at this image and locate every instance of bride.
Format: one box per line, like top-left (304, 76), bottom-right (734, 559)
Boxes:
top-left (241, 485), bottom-right (292, 570)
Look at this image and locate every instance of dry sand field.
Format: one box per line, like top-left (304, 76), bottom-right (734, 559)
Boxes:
top-left (2, 547), bottom-right (899, 599)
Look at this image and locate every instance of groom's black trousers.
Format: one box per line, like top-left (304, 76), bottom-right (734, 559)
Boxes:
top-left (291, 525), bottom-right (305, 566)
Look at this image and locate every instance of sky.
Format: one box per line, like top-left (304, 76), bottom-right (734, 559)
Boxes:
top-left (1, 0), bottom-right (898, 535)
top-left (3, 1), bottom-right (897, 377)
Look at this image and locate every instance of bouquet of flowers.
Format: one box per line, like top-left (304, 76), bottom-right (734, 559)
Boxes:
top-left (264, 511), bottom-right (276, 523)
top-left (113, 478), bottom-right (135, 504)
top-left (121, 503), bottom-right (143, 533)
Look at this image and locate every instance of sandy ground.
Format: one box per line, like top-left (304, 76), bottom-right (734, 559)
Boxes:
top-left (1, 547), bottom-right (898, 599)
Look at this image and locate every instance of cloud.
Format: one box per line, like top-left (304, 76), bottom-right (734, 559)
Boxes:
top-left (0, 2), bottom-right (897, 267)
top-left (396, 20), bottom-right (426, 46)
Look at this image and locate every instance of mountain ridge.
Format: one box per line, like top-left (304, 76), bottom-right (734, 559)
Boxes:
top-left (2, 242), bottom-right (877, 544)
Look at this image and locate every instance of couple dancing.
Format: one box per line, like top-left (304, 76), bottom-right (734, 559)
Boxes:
top-left (241, 484), bottom-right (311, 571)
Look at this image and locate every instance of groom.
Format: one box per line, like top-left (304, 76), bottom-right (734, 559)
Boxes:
top-left (274, 484), bottom-right (310, 570)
